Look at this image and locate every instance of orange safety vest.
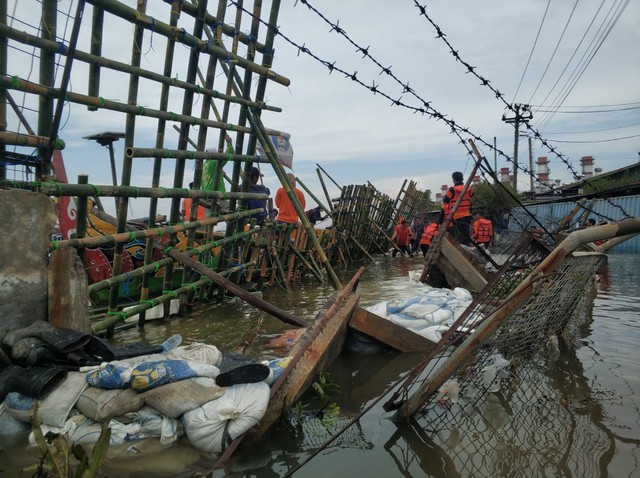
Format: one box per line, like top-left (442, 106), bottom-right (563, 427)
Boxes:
top-left (420, 223), bottom-right (438, 245)
top-left (182, 198), bottom-right (206, 220)
top-left (443, 184), bottom-right (473, 220)
top-left (473, 218), bottom-right (493, 243)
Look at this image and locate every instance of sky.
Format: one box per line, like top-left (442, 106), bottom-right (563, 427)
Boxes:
top-left (5, 0), bottom-right (640, 217)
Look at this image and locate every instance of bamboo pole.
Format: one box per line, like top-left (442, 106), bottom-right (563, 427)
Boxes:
top-left (0, 24), bottom-right (281, 114)
top-left (0, 77), bottom-right (283, 140)
top-left (87, 1), bottom-right (104, 109)
top-left (0, 131), bottom-right (64, 149)
top-left (249, 113), bottom-right (342, 289)
top-left (316, 167), bottom-right (334, 212)
top-left (295, 176), bottom-right (331, 216)
top-left (44, 0), bottom-right (85, 167)
top-left (85, 0), bottom-right (290, 86)
top-left (37, 0), bottom-right (56, 180)
top-left (91, 261), bottom-right (253, 333)
top-left (167, 248), bottom-right (309, 327)
top-left (87, 227), bottom-right (259, 294)
top-left (316, 163), bottom-right (343, 192)
top-left (2, 180), bottom-right (267, 200)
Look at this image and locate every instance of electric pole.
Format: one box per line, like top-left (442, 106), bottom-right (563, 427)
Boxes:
top-left (502, 103), bottom-right (532, 191)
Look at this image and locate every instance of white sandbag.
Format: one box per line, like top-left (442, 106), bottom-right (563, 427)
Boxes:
top-left (141, 377), bottom-right (224, 418)
top-left (28, 413), bottom-right (135, 446)
top-left (167, 343), bottom-right (222, 366)
top-left (38, 371), bottom-right (88, 427)
top-left (76, 386), bottom-right (145, 422)
top-left (365, 302), bottom-right (388, 318)
top-left (121, 406), bottom-right (183, 445)
top-left (416, 325), bottom-right (450, 344)
top-left (453, 287), bottom-right (473, 301)
top-left (402, 303), bottom-right (453, 325)
top-left (181, 382), bottom-right (270, 453)
top-left (387, 314), bottom-right (429, 330)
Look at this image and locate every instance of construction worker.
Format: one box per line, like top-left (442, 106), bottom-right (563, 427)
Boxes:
top-left (440, 171), bottom-right (473, 245)
top-left (472, 212), bottom-right (493, 249)
top-left (391, 219), bottom-right (414, 258)
top-left (419, 222), bottom-right (438, 257)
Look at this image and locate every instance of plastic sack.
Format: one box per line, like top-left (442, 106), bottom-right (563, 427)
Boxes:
top-left (181, 382), bottom-right (270, 453)
top-left (130, 360), bottom-right (219, 392)
top-left (86, 363), bottom-right (133, 389)
top-left (76, 386), bottom-right (145, 422)
top-left (122, 406), bottom-right (183, 445)
top-left (402, 303), bottom-right (453, 325)
top-left (167, 343), bottom-right (222, 366)
top-left (141, 377), bottom-right (224, 418)
top-left (37, 371), bottom-right (88, 427)
top-left (263, 357), bottom-right (291, 386)
top-left (3, 392), bottom-right (36, 422)
top-left (385, 297), bottom-right (422, 315)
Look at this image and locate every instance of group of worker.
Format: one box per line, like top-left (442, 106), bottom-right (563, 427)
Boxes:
top-left (182, 167), bottom-right (326, 228)
top-left (391, 171), bottom-right (494, 258)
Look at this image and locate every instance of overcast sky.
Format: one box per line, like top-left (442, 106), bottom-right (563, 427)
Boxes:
top-left (5, 0), bottom-right (640, 216)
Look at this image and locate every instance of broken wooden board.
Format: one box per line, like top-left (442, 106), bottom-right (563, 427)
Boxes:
top-left (438, 235), bottom-right (489, 293)
top-left (349, 306), bottom-right (434, 352)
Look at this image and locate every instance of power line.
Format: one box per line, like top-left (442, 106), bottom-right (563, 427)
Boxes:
top-left (535, 105), bottom-right (640, 113)
top-left (544, 120), bottom-right (640, 134)
top-left (545, 133), bottom-right (640, 143)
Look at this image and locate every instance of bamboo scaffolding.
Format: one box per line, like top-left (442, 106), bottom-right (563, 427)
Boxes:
top-left (0, 24), bottom-right (280, 114)
top-left (85, 0), bottom-right (290, 86)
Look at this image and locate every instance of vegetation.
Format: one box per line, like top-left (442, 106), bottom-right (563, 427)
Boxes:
top-left (472, 181), bottom-right (520, 217)
top-left (26, 406), bottom-right (110, 478)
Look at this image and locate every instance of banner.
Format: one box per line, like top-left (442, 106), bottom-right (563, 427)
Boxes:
top-left (256, 132), bottom-right (293, 169)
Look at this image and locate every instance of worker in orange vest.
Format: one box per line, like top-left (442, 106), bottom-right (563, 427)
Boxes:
top-left (472, 212), bottom-right (493, 249)
top-left (419, 222), bottom-right (438, 257)
top-left (182, 182), bottom-right (207, 221)
top-left (439, 171), bottom-right (473, 245)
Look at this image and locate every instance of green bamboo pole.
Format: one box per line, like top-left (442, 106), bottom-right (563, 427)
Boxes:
top-left (85, 0), bottom-right (290, 86)
top-left (249, 113), bottom-right (342, 290)
top-left (87, 2), bottom-right (103, 110)
top-left (0, 77), bottom-right (283, 140)
top-left (88, 227), bottom-right (259, 294)
top-left (0, 131), bottom-right (63, 149)
top-left (53, 209), bottom-right (261, 251)
top-left (0, 24), bottom-right (281, 113)
top-left (295, 176), bottom-right (331, 216)
top-left (76, 175), bottom-right (89, 262)
top-left (316, 167), bottom-right (334, 212)
top-left (37, 0), bottom-right (56, 180)
top-left (316, 163), bottom-right (343, 192)
top-left (180, 0), bottom-right (269, 54)
top-left (0, 0), bottom-right (5, 179)
top-left (141, 0), bottom-right (183, 303)
top-left (44, 0), bottom-right (85, 167)
top-left (1, 180), bottom-right (267, 200)
top-left (91, 261), bottom-right (253, 333)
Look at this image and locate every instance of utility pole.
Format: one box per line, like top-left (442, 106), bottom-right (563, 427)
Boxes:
top-left (502, 104), bottom-right (532, 191)
top-left (528, 136), bottom-right (534, 194)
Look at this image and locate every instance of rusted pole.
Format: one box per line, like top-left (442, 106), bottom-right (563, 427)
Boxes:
top-left (37, 0), bottom-right (56, 180)
top-left (398, 217), bottom-right (640, 419)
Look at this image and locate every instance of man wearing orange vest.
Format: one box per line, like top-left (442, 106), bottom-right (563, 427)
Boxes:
top-left (419, 222), bottom-right (438, 257)
top-left (440, 171), bottom-right (474, 245)
top-left (472, 212), bottom-right (493, 249)
top-left (181, 182), bottom-right (207, 221)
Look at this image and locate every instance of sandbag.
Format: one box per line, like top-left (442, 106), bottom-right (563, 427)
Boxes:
top-left (141, 377), bottom-right (224, 418)
top-left (120, 406), bottom-right (182, 445)
top-left (76, 386), bottom-right (145, 422)
top-left (167, 343), bottom-right (221, 366)
top-left (130, 360), bottom-right (220, 392)
top-left (3, 392), bottom-right (36, 422)
top-left (38, 371), bottom-right (88, 427)
top-left (181, 382), bottom-right (270, 453)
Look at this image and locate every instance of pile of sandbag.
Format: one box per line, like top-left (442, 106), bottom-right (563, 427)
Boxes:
top-left (365, 286), bottom-right (479, 343)
top-left (1, 337), bottom-right (279, 455)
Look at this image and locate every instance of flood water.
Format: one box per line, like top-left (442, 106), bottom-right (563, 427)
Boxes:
top-left (1, 254), bottom-right (638, 477)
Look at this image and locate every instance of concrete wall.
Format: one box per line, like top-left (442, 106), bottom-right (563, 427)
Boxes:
top-left (0, 189), bottom-right (56, 332)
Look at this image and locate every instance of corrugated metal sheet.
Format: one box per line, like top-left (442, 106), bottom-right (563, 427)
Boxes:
top-left (512, 195), bottom-right (640, 253)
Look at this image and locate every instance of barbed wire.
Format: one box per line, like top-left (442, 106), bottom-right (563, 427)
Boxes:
top-left (231, 0), bottom-right (630, 221)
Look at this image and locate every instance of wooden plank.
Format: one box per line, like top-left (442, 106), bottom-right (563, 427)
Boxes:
top-left (349, 306), bottom-right (434, 352)
top-left (438, 236), bottom-right (488, 293)
top-left (245, 292), bottom-right (360, 442)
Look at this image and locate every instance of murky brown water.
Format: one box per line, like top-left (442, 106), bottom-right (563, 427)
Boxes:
top-left (1, 254), bottom-right (638, 477)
